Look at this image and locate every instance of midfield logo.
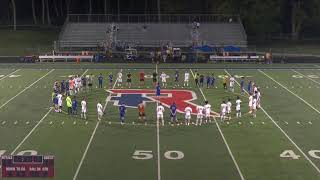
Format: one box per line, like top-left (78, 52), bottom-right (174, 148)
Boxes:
top-left (106, 89), bottom-right (219, 116)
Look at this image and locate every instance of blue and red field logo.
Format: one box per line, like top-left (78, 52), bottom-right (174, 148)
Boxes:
top-left (107, 89), bottom-right (219, 116)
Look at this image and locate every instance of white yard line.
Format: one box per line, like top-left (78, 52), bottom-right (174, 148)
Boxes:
top-left (73, 69), bottom-right (121, 180)
top-left (0, 69), bottom-right (21, 81)
top-left (291, 69), bottom-right (320, 86)
top-left (190, 69), bottom-right (245, 180)
top-left (225, 69), bottom-right (320, 174)
top-left (11, 108), bottom-right (53, 154)
top-left (259, 69), bottom-right (320, 115)
top-left (0, 69), bottom-right (55, 110)
top-left (156, 63), bottom-right (161, 180)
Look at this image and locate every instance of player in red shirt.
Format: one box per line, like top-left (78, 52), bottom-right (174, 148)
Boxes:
top-left (139, 71), bottom-right (145, 87)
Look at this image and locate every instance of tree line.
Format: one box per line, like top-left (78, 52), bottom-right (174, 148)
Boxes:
top-left (2, 0), bottom-right (320, 39)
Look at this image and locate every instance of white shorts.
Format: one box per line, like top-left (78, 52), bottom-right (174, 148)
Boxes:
top-left (236, 106), bottom-right (240, 111)
top-left (197, 114), bottom-right (203, 119)
top-left (184, 79), bottom-right (189, 82)
top-left (118, 78), bottom-right (122, 83)
top-left (227, 109), bottom-right (231, 114)
top-left (221, 111), bottom-right (226, 116)
top-left (230, 83), bottom-right (234, 87)
top-left (162, 79), bottom-right (166, 83)
top-left (58, 101), bottom-right (62, 107)
top-left (249, 102), bottom-right (252, 107)
top-left (82, 108), bottom-right (87, 113)
top-left (253, 105), bottom-right (257, 110)
top-left (205, 112), bottom-right (210, 118)
top-left (98, 111), bottom-right (103, 116)
top-left (185, 114), bottom-right (191, 119)
top-left (157, 113), bottom-right (163, 119)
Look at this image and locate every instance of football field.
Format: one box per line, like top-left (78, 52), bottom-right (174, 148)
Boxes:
top-left (0, 63), bottom-right (320, 180)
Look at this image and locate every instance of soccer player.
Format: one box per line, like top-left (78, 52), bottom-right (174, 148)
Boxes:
top-left (56, 93), bottom-right (63, 113)
top-left (152, 71), bottom-right (158, 86)
top-left (127, 72), bottom-right (132, 88)
top-left (229, 75), bottom-right (235, 92)
top-left (199, 74), bottom-right (204, 87)
top-left (252, 96), bottom-right (257, 118)
top-left (236, 96), bottom-right (242, 118)
top-left (138, 101), bottom-right (146, 122)
top-left (204, 101), bottom-right (212, 123)
top-left (108, 73), bottom-right (113, 88)
top-left (60, 80), bottom-right (65, 95)
top-left (157, 103), bottom-right (165, 126)
top-left (220, 101), bottom-right (227, 121)
top-left (196, 105), bottom-right (204, 126)
top-left (69, 77), bottom-right (74, 96)
top-left (156, 83), bottom-right (161, 97)
top-left (170, 102), bottom-right (177, 124)
top-left (139, 71), bottom-right (145, 87)
top-left (210, 74), bottom-right (216, 88)
top-left (82, 76), bottom-right (87, 92)
top-left (240, 77), bottom-right (245, 94)
top-left (119, 103), bottom-right (126, 124)
top-left (223, 75), bottom-right (227, 91)
top-left (174, 71), bottom-right (179, 87)
top-left (248, 80), bottom-right (252, 94)
top-left (248, 93), bottom-right (253, 113)
top-left (66, 95), bottom-right (72, 115)
top-left (97, 101), bottom-right (103, 121)
top-left (226, 98), bottom-right (232, 120)
top-left (160, 72), bottom-right (167, 88)
top-left (81, 98), bottom-right (87, 120)
top-left (77, 75), bottom-right (82, 92)
top-left (65, 79), bottom-right (70, 96)
top-left (117, 71), bottom-right (123, 87)
top-left (257, 89), bottom-right (261, 108)
top-left (88, 74), bottom-right (93, 91)
top-left (194, 71), bottom-right (199, 87)
top-left (184, 71), bottom-right (190, 87)
top-left (98, 73), bottom-right (103, 88)
top-left (74, 76), bottom-right (79, 93)
top-left (72, 97), bottom-right (78, 115)
top-left (184, 104), bottom-right (192, 126)
top-left (53, 94), bottom-right (59, 112)
top-left (206, 74), bottom-right (211, 88)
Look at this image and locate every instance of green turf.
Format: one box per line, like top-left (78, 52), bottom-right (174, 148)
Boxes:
top-left (1, 64), bottom-right (320, 180)
top-left (0, 29), bottom-right (59, 56)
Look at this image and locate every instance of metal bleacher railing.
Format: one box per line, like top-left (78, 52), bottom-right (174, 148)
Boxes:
top-left (67, 14), bottom-right (240, 24)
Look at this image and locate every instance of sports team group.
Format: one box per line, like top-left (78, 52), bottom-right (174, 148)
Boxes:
top-left (51, 70), bottom-right (262, 125)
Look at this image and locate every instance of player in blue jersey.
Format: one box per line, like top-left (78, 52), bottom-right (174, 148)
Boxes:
top-left (108, 73), bottom-right (113, 88)
top-left (240, 77), bottom-right (245, 93)
top-left (72, 97), bottom-right (78, 115)
top-left (248, 80), bottom-right (252, 94)
top-left (174, 71), bottom-right (179, 87)
top-left (210, 74), bottom-right (215, 88)
top-left (119, 103), bottom-right (126, 125)
top-left (98, 73), bottom-right (103, 88)
top-left (156, 83), bottom-right (161, 97)
top-left (206, 75), bottom-right (211, 88)
top-left (170, 102), bottom-right (177, 124)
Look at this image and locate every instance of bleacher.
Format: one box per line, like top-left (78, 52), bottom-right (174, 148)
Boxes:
top-left (56, 14), bottom-right (247, 50)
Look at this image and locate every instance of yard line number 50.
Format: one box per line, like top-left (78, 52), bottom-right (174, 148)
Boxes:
top-left (132, 150), bottom-right (184, 160)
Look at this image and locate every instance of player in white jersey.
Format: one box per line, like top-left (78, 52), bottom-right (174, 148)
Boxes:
top-left (184, 105), bottom-right (192, 126)
top-left (56, 93), bottom-right (63, 112)
top-left (196, 105), bottom-right (204, 126)
top-left (252, 96), bottom-right (257, 118)
top-left (77, 76), bottom-right (82, 92)
top-left (229, 75), bottom-right (235, 92)
top-left (160, 72), bottom-right (167, 88)
top-left (81, 98), bottom-right (87, 119)
top-left (97, 101), bottom-right (103, 121)
top-left (248, 93), bottom-right (253, 113)
top-left (157, 103), bottom-right (165, 126)
top-left (184, 71), bottom-right (190, 87)
top-left (226, 99), bottom-right (232, 120)
top-left (256, 89), bottom-right (261, 108)
top-left (220, 101), bottom-right (227, 121)
top-left (117, 71), bottom-right (123, 87)
top-left (235, 96), bottom-right (242, 118)
top-left (204, 101), bottom-right (212, 123)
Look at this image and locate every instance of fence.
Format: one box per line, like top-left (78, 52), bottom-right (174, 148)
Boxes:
top-left (67, 14), bottom-right (240, 24)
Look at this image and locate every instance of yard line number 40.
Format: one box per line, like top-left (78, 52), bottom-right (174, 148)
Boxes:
top-left (280, 150), bottom-right (320, 160)
top-left (132, 150), bottom-right (184, 160)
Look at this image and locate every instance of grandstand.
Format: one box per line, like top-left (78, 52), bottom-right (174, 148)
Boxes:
top-left (56, 14), bottom-right (247, 50)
